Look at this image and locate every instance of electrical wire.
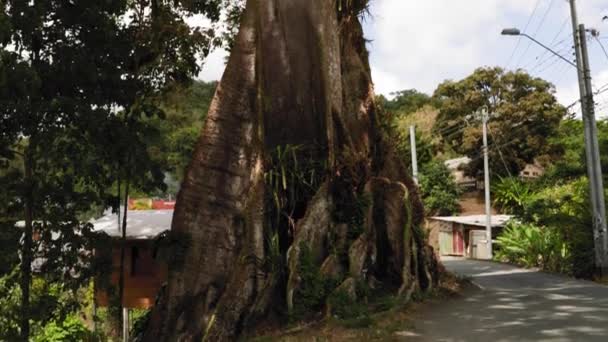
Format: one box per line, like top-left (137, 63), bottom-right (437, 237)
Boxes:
top-left (550, 53), bottom-right (575, 86)
top-left (466, 139), bottom-right (523, 166)
top-left (505, 0), bottom-right (542, 69)
top-left (515, 0), bottom-right (556, 69)
top-left (593, 36), bottom-right (608, 62)
top-left (530, 45), bottom-right (574, 73)
top-left (537, 49), bottom-right (575, 74)
top-left (487, 126), bottom-right (514, 178)
top-left (539, 17), bottom-right (570, 66)
top-left (525, 38), bottom-right (571, 71)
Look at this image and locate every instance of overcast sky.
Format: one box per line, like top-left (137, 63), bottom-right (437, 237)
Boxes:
top-left (198, 0), bottom-right (608, 117)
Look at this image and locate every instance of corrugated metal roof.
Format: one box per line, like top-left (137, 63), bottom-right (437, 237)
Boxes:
top-left (429, 215), bottom-right (513, 228)
top-left (92, 209), bottom-right (173, 239)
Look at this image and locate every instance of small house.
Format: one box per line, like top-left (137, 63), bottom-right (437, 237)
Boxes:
top-left (519, 163), bottom-right (545, 179)
top-left (92, 207), bottom-right (173, 309)
top-left (426, 215), bottom-right (512, 259)
top-left (444, 157), bottom-right (477, 189)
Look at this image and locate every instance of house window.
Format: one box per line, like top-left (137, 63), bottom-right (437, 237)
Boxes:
top-left (131, 246), bottom-right (155, 276)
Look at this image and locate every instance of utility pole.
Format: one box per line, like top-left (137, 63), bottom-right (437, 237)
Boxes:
top-left (122, 308), bottom-right (129, 342)
top-left (569, 0), bottom-right (608, 274)
top-left (482, 109), bottom-right (492, 260)
top-left (410, 125), bottom-right (419, 185)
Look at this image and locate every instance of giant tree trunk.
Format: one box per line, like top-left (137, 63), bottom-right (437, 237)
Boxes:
top-left (143, 1), bottom-right (437, 340)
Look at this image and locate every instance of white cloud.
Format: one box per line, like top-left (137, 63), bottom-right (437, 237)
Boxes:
top-left (366, 0), bottom-right (533, 97)
top-left (193, 0), bottom-right (608, 112)
top-left (365, 0), bottom-right (608, 108)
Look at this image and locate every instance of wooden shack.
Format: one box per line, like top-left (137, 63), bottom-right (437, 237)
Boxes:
top-left (426, 215), bottom-right (512, 259)
top-left (92, 208), bottom-right (173, 309)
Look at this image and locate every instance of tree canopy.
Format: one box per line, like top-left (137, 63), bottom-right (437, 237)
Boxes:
top-left (433, 67), bottom-right (565, 177)
top-left (0, 0), bottom-right (223, 339)
top-left (380, 89), bottom-right (434, 115)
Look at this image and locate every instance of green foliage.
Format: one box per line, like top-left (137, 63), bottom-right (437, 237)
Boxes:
top-left (220, 0), bottom-right (246, 52)
top-left (494, 178), bottom-right (596, 278)
top-left (330, 148), bottom-right (372, 258)
top-left (495, 221), bottom-right (568, 272)
top-left (0, 1), bottom-right (226, 337)
top-left (419, 161), bottom-right (461, 216)
top-left (262, 233), bottom-right (285, 275)
top-left (433, 67), bottom-right (565, 177)
top-left (375, 96), bottom-right (437, 175)
top-left (395, 128), bottom-right (435, 173)
top-left (130, 308), bottom-right (152, 340)
top-left (327, 280), bottom-right (371, 321)
top-left (381, 89), bottom-right (434, 115)
top-left (264, 144), bottom-right (327, 262)
top-left (34, 315), bottom-right (93, 342)
top-left (265, 145), bottom-right (327, 228)
top-left (545, 119), bottom-right (608, 183)
top-left (148, 81), bottom-right (218, 184)
top-left (492, 177), bottom-right (532, 216)
top-left (291, 245), bottom-right (340, 320)
top-left (0, 273), bottom-right (99, 341)
top-left (332, 192), bottom-right (371, 242)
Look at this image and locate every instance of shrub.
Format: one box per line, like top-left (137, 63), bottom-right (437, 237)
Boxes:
top-left (34, 315), bottom-right (93, 342)
top-left (492, 177), bottom-right (532, 216)
top-left (495, 221), bottom-right (567, 273)
top-left (495, 178), bottom-right (596, 278)
top-left (419, 161), bottom-right (461, 216)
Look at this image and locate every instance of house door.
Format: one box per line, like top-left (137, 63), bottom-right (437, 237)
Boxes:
top-left (439, 225), bottom-right (453, 255)
top-left (469, 230), bottom-right (488, 259)
top-left (453, 228), bottom-right (464, 256)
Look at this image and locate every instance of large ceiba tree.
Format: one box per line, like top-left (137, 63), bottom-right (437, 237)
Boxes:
top-left (143, 1), bottom-right (438, 340)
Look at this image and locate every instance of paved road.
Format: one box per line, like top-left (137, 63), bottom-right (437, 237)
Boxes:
top-left (407, 257), bottom-right (608, 342)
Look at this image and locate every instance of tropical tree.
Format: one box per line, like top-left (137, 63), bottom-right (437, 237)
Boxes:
top-left (141, 1), bottom-right (438, 340)
top-left (419, 161), bottom-right (461, 216)
top-left (0, 0), bottom-right (223, 339)
top-left (381, 89), bottom-right (434, 115)
top-left (545, 118), bottom-right (608, 183)
top-left (433, 67), bottom-right (565, 177)
top-left (147, 80), bottom-right (219, 184)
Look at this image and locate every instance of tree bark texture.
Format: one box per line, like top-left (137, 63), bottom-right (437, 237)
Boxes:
top-left (143, 1), bottom-right (437, 341)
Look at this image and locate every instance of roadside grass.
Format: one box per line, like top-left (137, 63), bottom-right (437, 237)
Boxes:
top-left (246, 270), bottom-right (467, 341)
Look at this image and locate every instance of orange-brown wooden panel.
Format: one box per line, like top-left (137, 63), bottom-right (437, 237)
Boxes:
top-left (95, 240), bottom-right (168, 309)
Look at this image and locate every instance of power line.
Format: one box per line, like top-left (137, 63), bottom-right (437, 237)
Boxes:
top-left (505, 0), bottom-right (542, 69)
top-left (531, 0), bottom-right (556, 37)
top-left (525, 37), bottom-right (571, 71)
top-left (563, 83), bottom-right (608, 115)
top-left (593, 35), bottom-right (608, 62)
top-left (537, 48), bottom-right (575, 74)
top-left (550, 51), bottom-right (576, 86)
top-left (466, 139), bottom-right (523, 165)
top-left (487, 125), bottom-right (514, 178)
top-left (433, 118), bottom-right (471, 137)
top-left (529, 45), bottom-right (573, 73)
top-left (515, 0), bottom-right (556, 69)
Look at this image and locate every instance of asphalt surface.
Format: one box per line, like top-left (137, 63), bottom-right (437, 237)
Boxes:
top-left (406, 257), bottom-right (608, 342)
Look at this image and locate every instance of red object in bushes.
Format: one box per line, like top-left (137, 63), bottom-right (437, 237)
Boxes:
top-left (152, 200), bottom-right (175, 210)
